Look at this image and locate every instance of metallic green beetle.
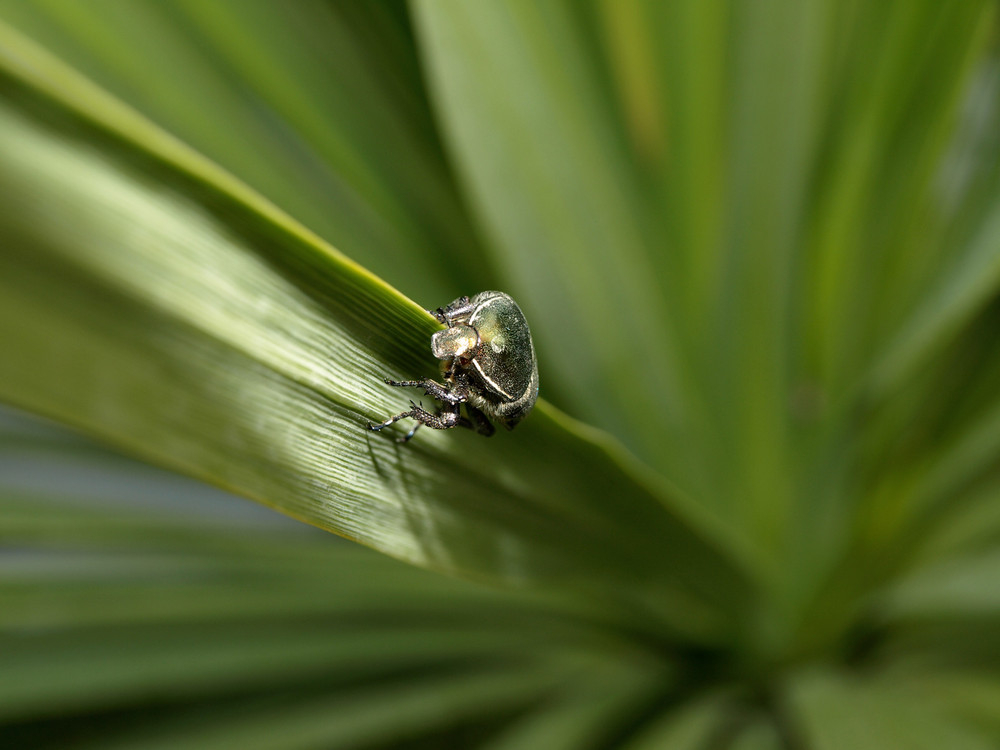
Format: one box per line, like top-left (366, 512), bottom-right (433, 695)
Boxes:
top-left (368, 291), bottom-right (539, 442)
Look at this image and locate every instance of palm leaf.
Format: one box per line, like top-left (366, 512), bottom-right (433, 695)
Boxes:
top-left (0, 19), bottom-right (750, 640)
top-left (4, 0), bottom-right (1000, 746)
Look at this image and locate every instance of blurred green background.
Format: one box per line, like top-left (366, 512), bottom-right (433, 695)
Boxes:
top-left (3, 1), bottom-right (1000, 747)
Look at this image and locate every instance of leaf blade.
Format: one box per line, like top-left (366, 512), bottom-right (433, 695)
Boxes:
top-left (0, 21), bottom-right (753, 636)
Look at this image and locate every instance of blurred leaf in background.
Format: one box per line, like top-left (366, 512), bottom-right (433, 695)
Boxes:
top-left (2, 0), bottom-right (1000, 747)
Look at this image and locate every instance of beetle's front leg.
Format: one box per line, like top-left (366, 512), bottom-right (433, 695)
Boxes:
top-left (429, 295), bottom-right (474, 326)
top-left (384, 378), bottom-right (467, 405)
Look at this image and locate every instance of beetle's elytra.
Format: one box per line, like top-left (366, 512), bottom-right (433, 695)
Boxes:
top-left (368, 291), bottom-right (539, 442)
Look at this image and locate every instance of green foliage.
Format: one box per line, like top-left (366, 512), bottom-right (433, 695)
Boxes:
top-left (2, 1), bottom-right (1000, 747)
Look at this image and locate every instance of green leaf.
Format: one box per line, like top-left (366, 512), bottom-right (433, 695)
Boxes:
top-left (87, 668), bottom-right (566, 750)
top-left (0, 20), bottom-right (751, 638)
top-left (0, 409), bottom-right (685, 748)
top-left (790, 670), bottom-right (995, 750)
top-left (618, 694), bottom-right (733, 750)
top-left (0, 0), bottom-right (485, 303)
top-left (874, 550), bottom-right (1000, 677)
top-left (6, 1), bottom-right (1000, 746)
top-left (912, 673), bottom-right (1000, 739)
top-left (409, 1), bottom-right (1000, 594)
top-left (475, 662), bottom-right (667, 750)
top-left (412, 1), bottom-right (695, 477)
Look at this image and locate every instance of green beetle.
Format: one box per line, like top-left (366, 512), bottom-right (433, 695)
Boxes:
top-left (368, 291), bottom-right (539, 442)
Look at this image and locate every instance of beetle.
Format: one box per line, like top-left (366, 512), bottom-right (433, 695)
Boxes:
top-left (368, 291), bottom-right (539, 442)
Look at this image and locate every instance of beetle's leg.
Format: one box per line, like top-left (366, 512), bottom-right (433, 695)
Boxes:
top-left (463, 405), bottom-right (496, 437)
top-left (368, 401), bottom-right (462, 442)
top-left (400, 421), bottom-right (422, 442)
top-left (429, 295), bottom-right (474, 326)
top-left (367, 400), bottom-right (418, 434)
top-left (384, 378), bottom-right (467, 405)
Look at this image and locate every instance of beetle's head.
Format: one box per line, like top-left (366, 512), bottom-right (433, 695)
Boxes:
top-left (431, 325), bottom-right (479, 362)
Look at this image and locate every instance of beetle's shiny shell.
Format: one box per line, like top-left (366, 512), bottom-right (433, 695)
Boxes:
top-left (468, 294), bottom-right (534, 401)
top-left (457, 291), bottom-right (538, 429)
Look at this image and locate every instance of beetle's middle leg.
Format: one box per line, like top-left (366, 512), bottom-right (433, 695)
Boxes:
top-left (385, 378), bottom-right (467, 405)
